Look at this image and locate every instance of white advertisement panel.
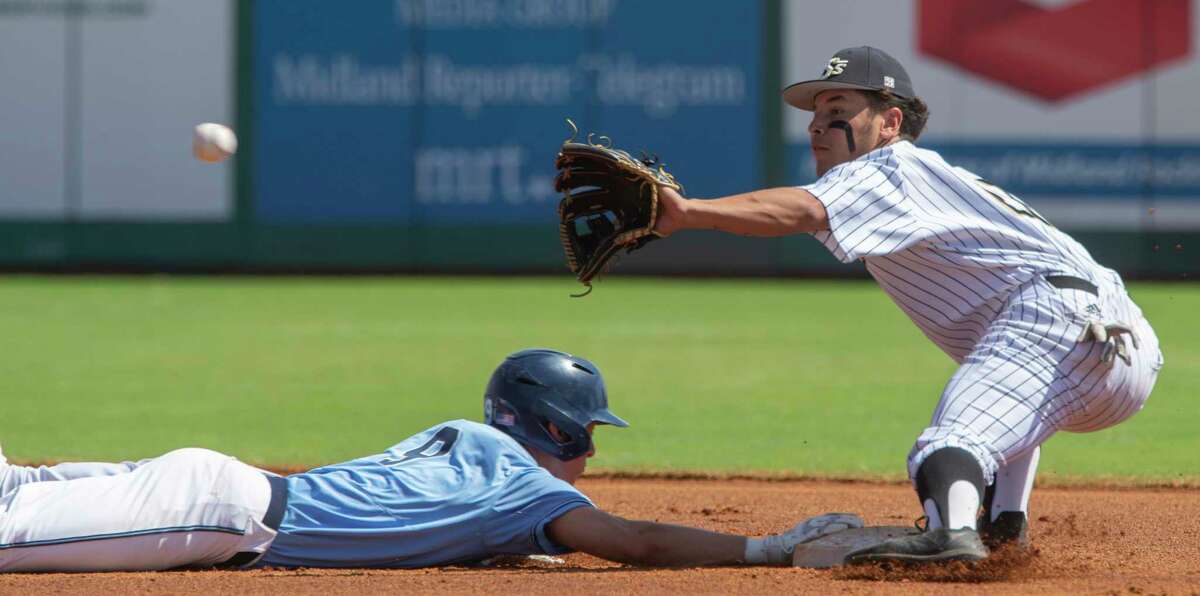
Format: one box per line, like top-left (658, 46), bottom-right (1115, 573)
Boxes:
top-left (781, 0), bottom-right (1200, 230)
top-left (0, 0), bottom-right (233, 221)
top-left (0, 15), bottom-right (67, 217)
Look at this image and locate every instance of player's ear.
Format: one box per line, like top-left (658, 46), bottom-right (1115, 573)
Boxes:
top-left (545, 422), bottom-right (568, 443)
top-left (881, 106), bottom-right (903, 141)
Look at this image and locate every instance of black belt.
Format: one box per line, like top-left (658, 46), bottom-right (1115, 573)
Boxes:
top-left (217, 473), bottom-right (288, 569)
top-left (1045, 275), bottom-right (1098, 296)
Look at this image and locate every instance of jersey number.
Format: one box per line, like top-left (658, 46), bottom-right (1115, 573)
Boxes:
top-left (976, 178), bottom-right (1052, 226)
top-left (380, 427), bottom-right (460, 467)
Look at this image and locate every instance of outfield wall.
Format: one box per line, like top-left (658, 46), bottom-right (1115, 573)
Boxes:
top-left (0, 0), bottom-right (1196, 277)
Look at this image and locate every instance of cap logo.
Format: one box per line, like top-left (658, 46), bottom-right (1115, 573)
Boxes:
top-left (821, 57), bottom-right (849, 79)
top-left (883, 75), bottom-right (895, 88)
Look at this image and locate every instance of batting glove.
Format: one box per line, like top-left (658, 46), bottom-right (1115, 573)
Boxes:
top-left (744, 513), bottom-right (863, 565)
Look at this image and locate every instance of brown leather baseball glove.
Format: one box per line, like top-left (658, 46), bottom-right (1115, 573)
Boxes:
top-left (554, 122), bottom-right (683, 295)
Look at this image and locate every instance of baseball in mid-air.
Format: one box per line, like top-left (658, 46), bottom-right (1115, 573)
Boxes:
top-left (192, 122), bottom-right (238, 163)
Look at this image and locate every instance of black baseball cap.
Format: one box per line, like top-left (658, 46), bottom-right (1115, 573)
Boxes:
top-left (782, 46), bottom-right (915, 111)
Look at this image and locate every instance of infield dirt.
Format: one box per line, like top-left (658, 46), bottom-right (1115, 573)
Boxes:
top-left (2, 478), bottom-right (1196, 595)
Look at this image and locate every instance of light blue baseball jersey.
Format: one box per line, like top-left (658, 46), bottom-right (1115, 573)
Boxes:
top-left (258, 420), bottom-right (594, 568)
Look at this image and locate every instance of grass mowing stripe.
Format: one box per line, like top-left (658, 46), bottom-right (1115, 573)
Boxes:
top-left (0, 276), bottom-right (1195, 482)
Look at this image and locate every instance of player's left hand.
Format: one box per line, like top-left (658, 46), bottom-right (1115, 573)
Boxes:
top-left (1078, 321), bottom-right (1140, 365)
top-left (746, 512), bottom-right (863, 564)
top-left (652, 184), bottom-right (689, 238)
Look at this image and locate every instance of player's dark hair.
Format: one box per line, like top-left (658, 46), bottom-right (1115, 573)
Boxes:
top-left (865, 90), bottom-right (929, 142)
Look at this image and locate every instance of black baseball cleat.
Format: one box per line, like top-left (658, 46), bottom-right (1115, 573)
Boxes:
top-left (979, 511), bottom-right (1030, 550)
top-left (846, 528), bottom-right (989, 564)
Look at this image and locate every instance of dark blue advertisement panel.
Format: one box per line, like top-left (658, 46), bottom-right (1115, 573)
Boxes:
top-left (254, 0), bottom-right (762, 225)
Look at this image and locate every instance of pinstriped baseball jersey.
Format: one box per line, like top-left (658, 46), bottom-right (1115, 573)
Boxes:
top-left (803, 140), bottom-right (1118, 363)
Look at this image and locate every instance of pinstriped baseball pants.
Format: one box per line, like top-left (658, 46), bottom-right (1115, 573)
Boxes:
top-left (907, 276), bottom-right (1163, 484)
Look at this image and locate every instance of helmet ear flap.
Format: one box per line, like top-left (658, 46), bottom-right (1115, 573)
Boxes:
top-left (531, 399), bottom-right (592, 460)
top-left (487, 396), bottom-right (591, 460)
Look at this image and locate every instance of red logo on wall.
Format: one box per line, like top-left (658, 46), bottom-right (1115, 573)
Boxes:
top-left (918, 0), bottom-right (1192, 102)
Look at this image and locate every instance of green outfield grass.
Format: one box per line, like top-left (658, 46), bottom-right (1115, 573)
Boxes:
top-left (1, 276), bottom-right (1196, 483)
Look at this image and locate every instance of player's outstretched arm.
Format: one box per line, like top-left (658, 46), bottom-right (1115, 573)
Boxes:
top-left (547, 506), bottom-right (861, 567)
top-left (654, 185), bottom-right (829, 238)
top-left (547, 506), bottom-right (743, 566)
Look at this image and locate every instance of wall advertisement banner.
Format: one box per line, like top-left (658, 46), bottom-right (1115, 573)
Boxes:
top-left (0, 0), bottom-right (234, 222)
top-left (253, 0), bottom-right (761, 225)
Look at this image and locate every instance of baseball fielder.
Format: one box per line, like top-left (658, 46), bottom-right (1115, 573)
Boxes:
top-left (652, 46), bottom-right (1163, 562)
top-left (0, 349), bottom-right (859, 571)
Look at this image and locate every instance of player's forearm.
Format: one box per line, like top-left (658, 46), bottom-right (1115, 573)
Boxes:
top-left (680, 187), bottom-right (829, 236)
top-left (605, 520), bottom-right (746, 566)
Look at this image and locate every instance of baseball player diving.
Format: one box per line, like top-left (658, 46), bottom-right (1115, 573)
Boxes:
top-left (648, 46), bottom-right (1164, 563)
top-left (0, 349), bottom-right (860, 572)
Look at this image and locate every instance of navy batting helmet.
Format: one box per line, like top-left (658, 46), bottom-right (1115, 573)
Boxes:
top-left (484, 348), bottom-right (628, 461)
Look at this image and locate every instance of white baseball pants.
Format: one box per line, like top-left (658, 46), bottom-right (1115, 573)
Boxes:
top-left (0, 448), bottom-right (277, 572)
